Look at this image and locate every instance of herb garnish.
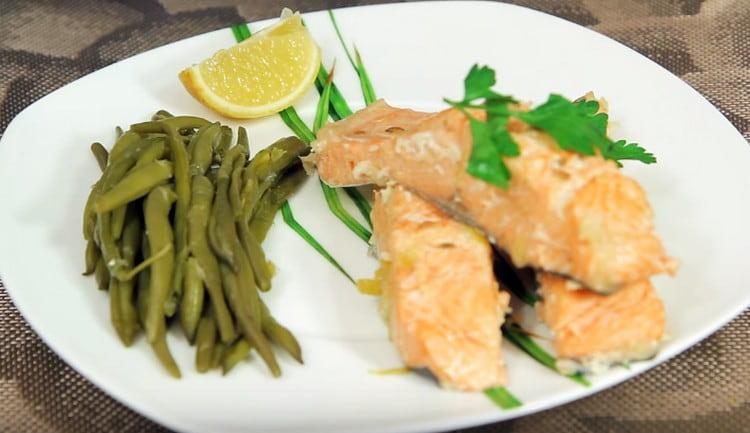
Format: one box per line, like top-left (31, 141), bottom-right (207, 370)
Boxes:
top-left (445, 65), bottom-right (656, 188)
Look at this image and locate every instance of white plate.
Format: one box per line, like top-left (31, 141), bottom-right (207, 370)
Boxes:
top-left (1, 2), bottom-right (749, 432)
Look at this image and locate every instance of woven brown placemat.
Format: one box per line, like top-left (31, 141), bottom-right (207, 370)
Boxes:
top-left (1, 1), bottom-right (749, 432)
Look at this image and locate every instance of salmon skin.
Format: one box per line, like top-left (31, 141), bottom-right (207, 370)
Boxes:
top-left (535, 272), bottom-right (665, 372)
top-left (307, 100), bottom-right (676, 294)
top-left (368, 185), bottom-right (510, 391)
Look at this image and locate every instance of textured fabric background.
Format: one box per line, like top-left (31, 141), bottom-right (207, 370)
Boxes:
top-left (1, 1), bottom-right (749, 432)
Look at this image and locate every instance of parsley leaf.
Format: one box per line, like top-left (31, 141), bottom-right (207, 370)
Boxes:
top-left (464, 64), bottom-right (497, 101)
top-left (489, 115), bottom-right (520, 157)
top-left (466, 116), bottom-right (513, 189)
top-left (444, 65), bottom-right (518, 187)
top-left (447, 65), bottom-right (654, 189)
top-left (601, 140), bottom-right (656, 165)
top-left (517, 94), bottom-right (603, 156)
top-left (447, 64), bottom-right (516, 108)
top-left (518, 95), bottom-right (655, 165)
top-left (576, 99), bottom-right (609, 135)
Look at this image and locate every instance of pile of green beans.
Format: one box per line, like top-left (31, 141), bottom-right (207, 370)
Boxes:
top-left (83, 110), bottom-right (308, 378)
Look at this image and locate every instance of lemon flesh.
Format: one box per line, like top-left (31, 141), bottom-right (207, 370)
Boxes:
top-left (179, 13), bottom-right (320, 119)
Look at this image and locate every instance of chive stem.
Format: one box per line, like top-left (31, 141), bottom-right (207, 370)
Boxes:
top-left (502, 323), bottom-right (590, 387)
top-left (484, 387), bottom-right (523, 409)
top-left (313, 64), bottom-right (335, 134)
top-left (320, 180), bottom-right (372, 242)
top-left (316, 66), bottom-right (353, 120)
top-left (312, 62), bottom-right (372, 242)
top-left (281, 202), bottom-right (355, 283)
top-left (278, 109), bottom-right (316, 144)
top-left (354, 47), bottom-right (377, 105)
top-left (328, 10), bottom-right (377, 106)
top-left (231, 24), bottom-right (245, 42)
top-left (327, 10), bottom-right (357, 70)
top-left (343, 187), bottom-right (372, 228)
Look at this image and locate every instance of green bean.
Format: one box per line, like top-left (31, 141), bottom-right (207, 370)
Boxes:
top-left (135, 137), bottom-right (167, 167)
top-left (108, 131), bottom-right (140, 163)
top-left (108, 213), bottom-right (140, 346)
top-left (189, 123), bottom-right (221, 176)
top-left (111, 205), bottom-right (127, 241)
top-left (240, 174), bottom-right (260, 218)
top-left (188, 176), bottom-right (236, 343)
top-left (83, 240), bottom-right (100, 275)
top-left (152, 109), bottom-right (174, 121)
top-left (230, 235), bottom-right (280, 367)
top-left (180, 257), bottom-right (204, 342)
top-left (234, 237), bottom-right (262, 324)
top-left (208, 146), bottom-right (244, 268)
top-left (237, 126), bottom-right (250, 157)
top-left (261, 301), bottom-right (302, 363)
top-left (211, 342), bottom-right (226, 370)
top-left (229, 155), bottom-right (246, 221)
top-left (259, 136), bottom-right (308, 179)
top-left (94, 257), bottom-right (110, 291)
top-left (99, 139), bottom-right (153, 191)
top-left (118, 214), bottom-right (141, 345)
top-left (220, 262), bottom-right (280, 377)
top-left (195, 312), bottom-right (217, 373)
top-left (208, 185), bottom-right (235, 269)
top-left (144, 132), bottom-right (168, 140)
top-left (110, 241), bottom-right (171, 283)
top-left (131, 117), bottom-right (210, 250)
top-left (249, 167), bottom-right (307, 242)
top-left (83, 136), bottom-right (150, 240)
top-left (164, 291), bottom-right (178, 317)
top-left (239, 137), bottom-right (306, 196)
top-left (213, 125), bottom-right (233, 163)
top-left (240, 175), bottom-right (275, 223)
top-left (240, 137), bottom-right (307, 219)
top-left (83, 184), bottom-right (102, 242)
top-left (222, 339), bottom-right (252, 375)
top-left (150, 318), bottom-right (181, 378)
top-left (93, 160), bottom-right (173, 214)
top-left (115, 126), bottom-right (124, 138)
top-left (109, 279), bottom-right (129, 344)
top-left (96, 212), bottom-right (128, 278)
top-left (91, 142), bottom-right (109, 171)
top-left (120, 210), bottom-right (141, 261)
top-left (143, 186), bottom-right (177, 343)
top-left (241, 151), bottom-right (267, 187)
top-left (161, 118), bottom-right (210, 314)
top-left (218, 131), bottom-right (240, 169)
top-left (238, 222), bottom-right (272, 292)
top-left (136, 237), bottom-right (151, 328)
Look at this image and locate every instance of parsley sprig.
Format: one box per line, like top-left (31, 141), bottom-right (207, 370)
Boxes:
top-left (445, 65), bottom-right (656, 188)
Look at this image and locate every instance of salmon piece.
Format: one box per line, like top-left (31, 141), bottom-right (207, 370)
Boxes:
top-left (536, 272), bottom-right (664, 371)
top-left (308, 100), bottom-right (676, 293)
top-left (368, 185), bottom-right (510, 391)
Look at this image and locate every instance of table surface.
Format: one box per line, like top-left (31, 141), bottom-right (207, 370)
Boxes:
top-left (1, 1), bottom-right (749, 432)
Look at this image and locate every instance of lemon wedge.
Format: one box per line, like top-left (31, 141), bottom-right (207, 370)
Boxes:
top-left (179, 11), bottom-right (320, 119)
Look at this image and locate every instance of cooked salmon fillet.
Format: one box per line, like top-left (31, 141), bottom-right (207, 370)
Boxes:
top-left (308, 100), bottom-right (676, 293)
top-left (535, 272), bottom-right (664, 371)
top-left (368, 185), bottom-right (510, 391)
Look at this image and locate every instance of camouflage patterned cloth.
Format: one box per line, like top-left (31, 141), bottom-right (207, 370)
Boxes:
top-left (1, 1), bottom-right (749, 432)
